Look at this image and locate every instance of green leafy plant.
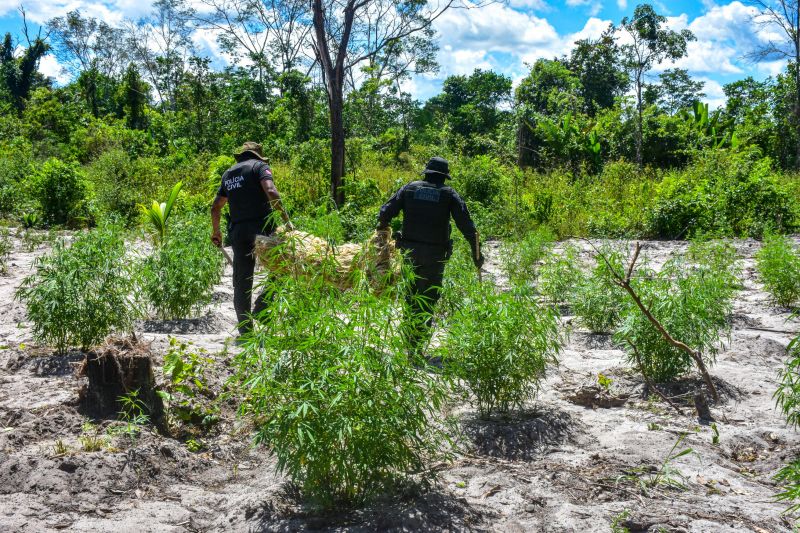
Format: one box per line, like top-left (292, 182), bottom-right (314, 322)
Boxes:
top-left (233, 265), bottom-right (453, 508)
top-left (52, 439), bottom-right (69, 456)
top-left (616, 433), bottom-right (694, 496)
top-left (501, 225), bottom-right (555, 286)
top-left (21, 212), bottom-right (38, 229)
top-left (615, 243), bottom-right (738, 383)
top-left (610, 509), bottom-right (631, 533)
top-left (756, 234), bottom-right (800, 308)
top-left (31, 158), bottom-right (90, 227)
top-left (573, 249), bottom-right (627, 333)
top-left (538, 244), bottom-right (582, 304)
top-left (441, 281), bottom-right (561, 417)
top-left (597, 373), bottom-right (613, 392)
top-left (157, 338), bottom-right (218, 427)
top-left (79, 422), bottom-right (109, 452)
top-left (16, 223), bottom-right (139, 353)
top-left (139, 214), bottom-right (224, 319)
top-left (0, 228), bottom-right (11, 273)
top-left (710, 423), bottom-right (720, 445)
top-left (140, 181), bottom-right (183, 244)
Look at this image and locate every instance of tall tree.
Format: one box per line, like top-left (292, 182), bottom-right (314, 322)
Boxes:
top-left (311, 0), bottom-right (457, 206)
top-left (1, 10), bottom-right (50, 111)
top-left (618, 3), bottom-right (695, 166)
top-left (748, 0), bottom-right (800, 168)
top-left (568, 25), bottom-right (629, 117)
top-left (645, 68), bottom-right (705, 114)
top-left (119, 64), bottom-right (150, 130)
top-left (48, 10), bottom-right (128, 116)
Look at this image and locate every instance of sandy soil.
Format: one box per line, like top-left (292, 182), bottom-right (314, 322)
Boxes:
top-left (1, 230), bottom-right (798, 532)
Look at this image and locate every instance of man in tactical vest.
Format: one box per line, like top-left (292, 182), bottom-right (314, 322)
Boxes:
top-left (377, 156), bottom-right (484, 354)
top-left (211, 142), bottom-right (292, 336)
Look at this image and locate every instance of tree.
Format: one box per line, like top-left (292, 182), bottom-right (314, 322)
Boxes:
top-left (618, 3), bottom-right (695, 166)
top-left (311, 0), bottom-right (458, 206)
top-left (48, 10), bottom-right (128, 116)
top-left (747, 0), bottom-right (800, 168)
top-left (0, 22), bottom-right (50, 111)
top-left (119, 64), bottom-right (149, 130)
top-left (568, 25), bottom-right (629, 117)
top-left (645, 68), bottom-right (705, 114)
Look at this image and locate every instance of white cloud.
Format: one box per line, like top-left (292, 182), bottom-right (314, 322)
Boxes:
top-left (38, 54), bottom-right (70, 84)
top-left (565, 0), bottom-right (602, 17)
top-left (507, 0), bottom-right (549, 9)
top-left (0, 1), bottom-right (148, 25)
top-left (698, 77), bottom-right (726, 109)
top-left (616, 0), bottom-right (627, 8)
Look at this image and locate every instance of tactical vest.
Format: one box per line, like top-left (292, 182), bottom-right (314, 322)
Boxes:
top-left (220, 159), bottom-right (273, 225)
top-left (399, 180), bottom-right (455, 247)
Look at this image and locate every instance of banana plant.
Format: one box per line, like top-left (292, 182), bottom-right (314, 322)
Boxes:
top-left (141, 181), bottom-right (183, 244)
top-left (681, 101), bottom-right (736, 150)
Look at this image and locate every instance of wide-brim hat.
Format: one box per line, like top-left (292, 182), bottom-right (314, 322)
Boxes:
top-left (421, 156), bottom-right (450, 180)
top-left (234, 141), bottom-right (269, 163)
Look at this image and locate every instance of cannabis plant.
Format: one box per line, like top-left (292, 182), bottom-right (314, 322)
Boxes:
top-left (615, 242), bottom-right (738, 382)
top-left (756, 234), bottom-right (800, 308)
top-left (139, 214), bottom-right (224, 319)
top-left (501, 226), bottom-right (555, 286)
top-left (17, 222), bottom-right (138, 352)
top-left (233, 265), bottom-right (453, 507)
top-left (573, 248), bottom-right (627, 333)
top-left (538, 244), bottom-right (582, 304)
top-left (441, 280), bottom-right (561, 417)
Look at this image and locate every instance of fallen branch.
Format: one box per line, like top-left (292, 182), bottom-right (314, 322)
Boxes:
top-left (589, 240), bottom-right (720, 403)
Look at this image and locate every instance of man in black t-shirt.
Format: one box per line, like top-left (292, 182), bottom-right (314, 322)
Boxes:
top-left (377, 156), bottom-right (484, 355)
top-left (211, 142), bottom-right (292, 336)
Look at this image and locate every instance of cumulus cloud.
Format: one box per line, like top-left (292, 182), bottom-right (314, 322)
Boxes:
top-left (0, 0), bottom-right (150, 25)
top-left (565, 0), bottom-right (602, 16)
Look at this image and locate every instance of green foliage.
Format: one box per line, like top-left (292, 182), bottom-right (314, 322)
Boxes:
top-left (573, 249), bottom-right (627, 333)
top-left (0, 227), bottom-right (10, 273)
top-left (16, 222), bottom-right (138, 352)
top-left (616, 433), bottom-right (695, 496)
top-left (756, 234), bottom-right (800, 308)
top-left (441, 281), bottom-right (561, 417)
top-left (501, 225), bottom-right (555, 286)
top-left (31, 158), bottom-right (90, 227)
top-left (451, 154), bottom-right (510, 206)
top-left (538, 244), bottom-right (582, 304)
top-left (157, 338), bottom-right (218, 427)
top-left (139, 214), bottom-right (224, 320)
top-left (86, 150), bottom-right (161, 224)
top-left (615, 242), bottom-right (739, 382)
top-left (775, 458), bottom-right (800, 516)
top-left (233, 268), bottom-right (452, 508)
top-left (648, 151), bottom-right (794, 239)
top-left (775, 336), bottom-right (800, 429)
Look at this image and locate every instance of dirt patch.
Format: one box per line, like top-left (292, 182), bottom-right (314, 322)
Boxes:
top-left (461, 407), bottom-right (581, 461)
top-left (139, 312), bottom-right (228, 335)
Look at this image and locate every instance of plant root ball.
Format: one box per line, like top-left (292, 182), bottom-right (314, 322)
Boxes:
top-left (78, 337), bottom-right (164, 423)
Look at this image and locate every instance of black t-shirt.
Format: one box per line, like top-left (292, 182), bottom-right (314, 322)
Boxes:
top-left (217, 157), bottom-right (274, 225)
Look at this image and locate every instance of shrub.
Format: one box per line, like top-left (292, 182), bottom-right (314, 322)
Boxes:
top-left (16, 222), bottom-right (138, 352)
top-left (573, 249), bottom-right (627, 333)
top-left (648, 151), bottom-right (794, 239)
top-left (615, 244), bottom-right (739, 382)
top-left (139, 214), bottom-right (224, 320)
top-left (774, 337), bottom-right (800, 515)
top-left (441, 282), bottom-right (561, 417)
top-left (538, 244), bottom-right (583, 304)
top-left (233, 268), bottom-right (452, 507)
top-left (502, 226), bottom-right (556, 286)
top-left (450, 154), bottom-right (510, 206)
top-left (31, 158), bottom-right (90, 227)
top-left (86, 150), bottom-right (162, 224)
top-left (756, 234), bottom-right (800, 308)
top-left (0, 141), bottom-right (34, 216)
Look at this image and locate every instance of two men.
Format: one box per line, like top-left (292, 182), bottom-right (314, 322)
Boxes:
top-left (378, 156), bottom-right (483, 354)
top-left (211, 142), bottom-right (291, 336)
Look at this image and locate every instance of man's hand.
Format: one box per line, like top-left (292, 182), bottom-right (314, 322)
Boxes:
top-left (376, 227), bottom-right (391, 246)
top-left (211, 230), bottom-right (222, 248)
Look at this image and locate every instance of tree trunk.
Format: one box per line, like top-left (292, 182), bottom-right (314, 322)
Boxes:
top-left (329, 84), bottom-right (346, 207)
top-left (635, 72), bottom-right (643, 168)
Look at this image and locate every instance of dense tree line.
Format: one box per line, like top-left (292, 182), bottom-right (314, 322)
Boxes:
top-left (0, 1), bottom-right (798, 232)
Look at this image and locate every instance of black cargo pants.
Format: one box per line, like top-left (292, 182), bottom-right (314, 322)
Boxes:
top-left (229, 220), bottom-right (271, 335)
top-left (401, 241), bottom-right (450, 355)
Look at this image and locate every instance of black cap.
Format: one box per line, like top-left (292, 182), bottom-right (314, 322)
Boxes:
top-left (422, 156), bottom-right (450, 180)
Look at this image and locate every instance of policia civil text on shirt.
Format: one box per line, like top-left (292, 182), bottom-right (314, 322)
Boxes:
top-left (210, 142), bottom-right (292, 336)
top-left (376, 156), bottom-right (484, 355)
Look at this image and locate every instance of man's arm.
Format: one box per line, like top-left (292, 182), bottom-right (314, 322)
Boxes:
top-left (210, 194), bottom-right (227, 247)
top-left (260, 179), bottom-right (292, 228)
top-left (450, 190), bottom-right (483, 267)
top-left (377, 185), bottom-right (406, 229)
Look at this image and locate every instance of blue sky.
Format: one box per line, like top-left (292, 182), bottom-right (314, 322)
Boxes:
top-left (0, 1), bottom-right (789, 107)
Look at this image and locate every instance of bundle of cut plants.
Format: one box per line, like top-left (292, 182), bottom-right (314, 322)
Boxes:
top-left (254, 227), bottom-right (402, 291)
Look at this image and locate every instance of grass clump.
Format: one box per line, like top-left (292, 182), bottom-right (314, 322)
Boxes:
top-left (139, 214), bottom-right (224, 320)
top-left (756, 234), bottom-right (800, 308)
top-left (441, 280), bottom-right (561, 418)
top-left (615, 241), bottom-right (739, 382)
top-left (17, 222), bottom-right (138, 353)
top-left (233, 267), bottom-right (452, 508)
